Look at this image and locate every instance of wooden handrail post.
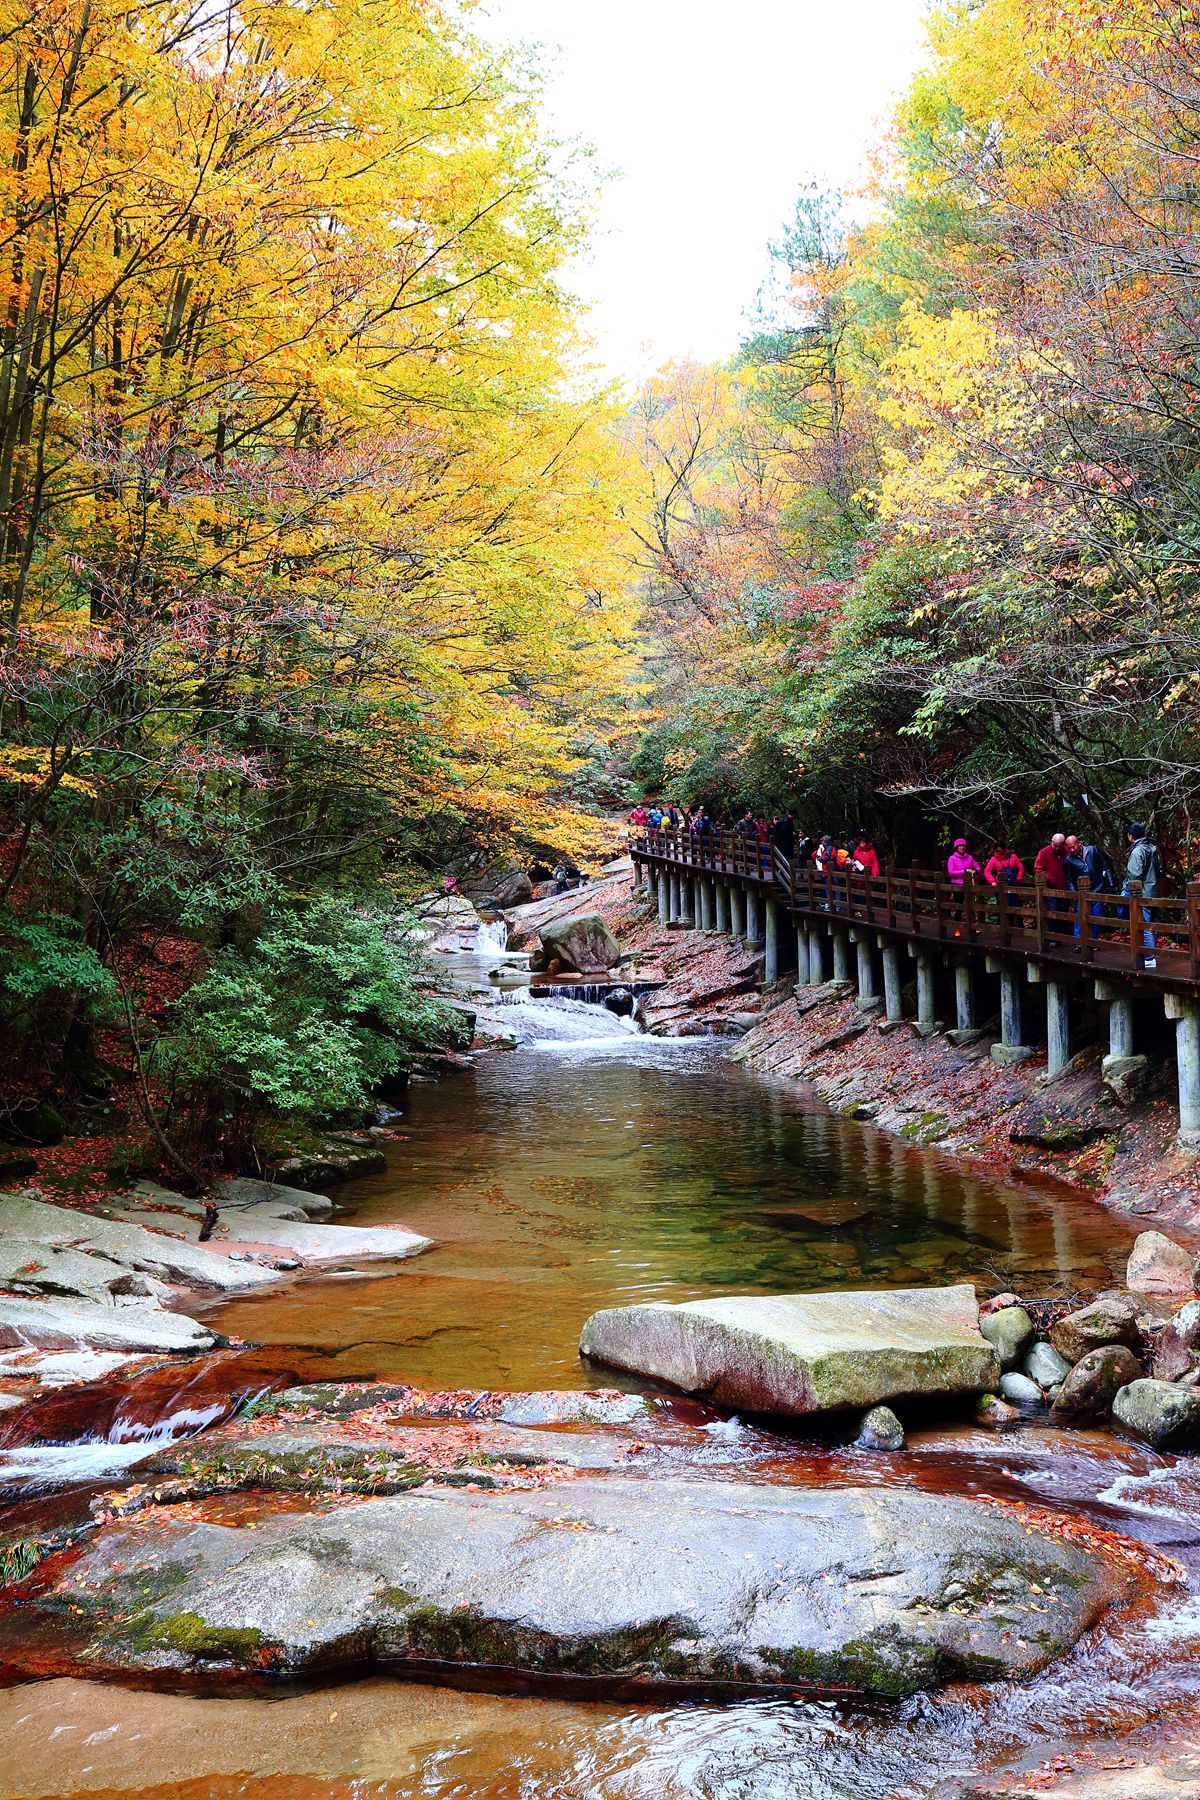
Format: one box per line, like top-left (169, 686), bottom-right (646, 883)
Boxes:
top-left (1034, 874), bottom-right (1046, 955)
top-left (1190, 881), bottom-right (1200, 980)
top-left (1128, 880), bottom-right (1143, 965)
top-left (1077, 877), bottom-right (1090, 960)
top-left (997, 873), bottom-right (1009, 948)
top-left (963, 872), bottom-right (975, 942)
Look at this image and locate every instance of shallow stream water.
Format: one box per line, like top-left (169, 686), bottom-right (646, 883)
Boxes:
top-left (3, 989), bottom-right (1200, 1797)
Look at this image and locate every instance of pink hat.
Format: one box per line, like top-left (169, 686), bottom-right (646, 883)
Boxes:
top-left (953, 837), bottom-right (968, 848)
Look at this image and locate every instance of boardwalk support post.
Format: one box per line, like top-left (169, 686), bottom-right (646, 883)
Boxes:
top-left (658, 871), bottom-right (670, 927)
top-left (668, 872), bottom-right (681, 923)
top-left (808, 925), bottom-right (826, 984)
top-left (831, 929), bottom-right (851, 986)
top-left (745, 887), bottom-right (763, 948)
top-left (730, 884), bottom-right (746, 940)
top-left (990, 963), bottom-right (1032, 1066)
top-left (851, 929), bottom-right (880, 1011)
top-left (680, 875), bottom-right (695, 927)
top-left (1164, 994), bottom-right (1200, 1147)
top-left (1046, 980), bottom-right (1071, 1076)
top-left (1096, 981), bottom-right (1136, 1074)
top-left (879, 938), bottom-right (903, 1024)
top-left (947, 961), bottom-right (980, 1042)
top-left (715, 880), bottom-right (730, 935)
top-left (699, 877), bottom-right (714, 932)
top-left (796, 921), bottom-right (812, 985)
top-left (911, 949), bottom-right (938, 1035)
top-left (764, 896), bottom-right (780, 985)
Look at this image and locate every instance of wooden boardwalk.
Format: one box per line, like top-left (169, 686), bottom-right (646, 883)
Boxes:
top-left (632, 827), bottom-right (1200, 993)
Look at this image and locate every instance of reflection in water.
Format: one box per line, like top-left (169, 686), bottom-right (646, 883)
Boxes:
top-left (201, 1037), bottom-right (1130, 1392)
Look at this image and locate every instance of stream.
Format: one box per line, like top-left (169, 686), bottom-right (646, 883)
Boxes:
top-left (1, 981), bottom-right (1199, 1796)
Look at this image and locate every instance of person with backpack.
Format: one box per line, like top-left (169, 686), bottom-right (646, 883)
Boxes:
top-left (984, 843), bottom-right (1025, 887)
top-left (1064, 835), bottom-right (1115, 941)
top-left (1124, 824), bottom-right (1161, 967)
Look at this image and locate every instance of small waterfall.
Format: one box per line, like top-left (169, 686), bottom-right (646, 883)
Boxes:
top-left (496, 988), bottom-right (638, 1045)
top-left (473, 915), bottom-right (510, 956)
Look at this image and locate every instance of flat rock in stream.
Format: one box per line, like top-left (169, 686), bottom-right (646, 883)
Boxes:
top-left (579, 1286), bottom-right (999, 1416)
top-left (0, 1192), bottom-right (277, 1294)
top-left (214, 1214), bottom-right (431, 1262)
top-left (0, 1293), bottom-right (214, 1354)
top-left (25, 1478), bottom-right (1117, 1696)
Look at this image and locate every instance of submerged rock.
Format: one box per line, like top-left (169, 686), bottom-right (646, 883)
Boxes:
top-left (1051, 1346), bottom-right (1142, 1419)
top-left (980, 1305), bottom-right (1034, 1371)
top-left (0, 1191), bottom-right (276, 1294)
top-left (24, 1478), bottom-right (1120, 1697)
top-left (579, 1287), bottom-right (999, 1417)
top-left (0, 1293), bottom-right (214, 1354)
top-left (974, 1394), bottom-right (1021, 1429)
top-left (1112, 1379), bottom-right (1200, 1449)
top-left (999, 1371), bottom-right (1043, 1407)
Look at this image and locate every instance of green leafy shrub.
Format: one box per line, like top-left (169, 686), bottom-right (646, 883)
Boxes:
top-left (158, 899), bottom-right (460, 1150)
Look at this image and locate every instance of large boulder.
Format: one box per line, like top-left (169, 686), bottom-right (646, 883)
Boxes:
top-left (579, 1287), bottom-right (999, 1417)
top-left (492, 871), bottom-right (534, 910)
top-left (1050, 1295), bottom-right (1141, 1364)
top-left (1052, 1345), bottom-right (1142, 1418)
top-left (537, 914), bottom-right (622, 976)
top-left (1126, 1231), bottom-right (1195, 1298)
top-left (21, 1477), bottom-right (1119, 1696)
top-left (1112, 1378), bottom-right (1200, 1449)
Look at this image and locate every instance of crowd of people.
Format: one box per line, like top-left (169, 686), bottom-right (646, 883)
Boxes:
top-left (629, 802), bottom-right (1166, 961)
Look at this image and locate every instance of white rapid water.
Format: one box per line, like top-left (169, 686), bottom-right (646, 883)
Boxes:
top-left (496, 989), bottom-right (639, 1047)
top-left (473, 916), bottom-right (510, 956)
top-left (0, 1397), bottom-right (235, 1492)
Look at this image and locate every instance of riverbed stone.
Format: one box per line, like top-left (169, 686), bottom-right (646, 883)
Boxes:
top-left (1126, 1231), bottom-right (1195, 1297)
top-left (979, 1305), bottom-right (1035, 1371)
top-left (1050, 1295), bottom-right (1141, 1364)
top-left (1051, 1346), bottom-right (1142, 1419)
top-left (579, 1287), bottom-right (999, 1417)
top-left (537, 913), bottom-right (622, 975)
top-left (0, 1192), bottom-right (277, 1293)
top-left (974, 1394), bottom-right (1021, 1428)
top-left (25, 1477), bottom-right (1121, 1697)
top-left (855, 1404), bottom-right (904, 1449)
top-left (217, 1179), bottom-right (335, 1219)
top-left (1021, 1341), bottom-right (1072, 1389)
top-left (0, 1240), bottom-right (166, 1303)
top-left (1112, 1378), bottom-right (1200, 1449)
top-left (214, 1215), bottom-right (431, 1263)
top-left (0, 1293), bottom-right (214, 1354)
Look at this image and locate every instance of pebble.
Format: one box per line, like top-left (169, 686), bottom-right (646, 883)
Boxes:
top-left (999, 1371), bottom-right (1043, 1407)
top-left (1022, 1341), bottom-right (1072, 1389)
top-left (856, 1405), bottom-right (905, 1451)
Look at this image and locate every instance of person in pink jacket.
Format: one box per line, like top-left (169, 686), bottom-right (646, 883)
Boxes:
top-left (947, 838), bottom-right (981, 886)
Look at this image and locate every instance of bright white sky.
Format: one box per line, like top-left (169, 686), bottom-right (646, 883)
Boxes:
top-left (479, 0), bottom-right (931, 385)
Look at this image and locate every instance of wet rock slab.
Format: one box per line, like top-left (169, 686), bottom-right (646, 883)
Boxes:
top-left (22, 1478), bottom-right (1118, 1697)
top-left (579, 1286), bottom-right (999, 1416)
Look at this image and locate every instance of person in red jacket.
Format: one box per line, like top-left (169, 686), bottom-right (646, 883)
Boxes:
top-left (852, 835), bottom-right (880, 878)
top-left (1033, 833), bottom-right (1067, 888)
top-left (984, 844), bottom-right (1025, 886)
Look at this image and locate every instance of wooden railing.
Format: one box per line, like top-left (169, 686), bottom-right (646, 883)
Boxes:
top-left (633, 828), bottom-right (1200, 986)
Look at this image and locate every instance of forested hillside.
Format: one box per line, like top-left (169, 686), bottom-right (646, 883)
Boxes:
top-left (0, 0), bottom-right (636, 1151)
top-left (630, 1), bottom-right (1200, 867)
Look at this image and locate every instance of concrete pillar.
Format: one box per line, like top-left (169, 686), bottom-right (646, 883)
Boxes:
top-left (699, 877), bottom-right (715, 932)
top-left (991, 967), bottom-right (1032, 1066)
top-left (831, 930), bottom-right (850, 984)
top-left (1165, 995), bottom-right (1200, 1144)
top-left (808, 926), bottom-right (826, 984)
top-left (855, 935), bottom-right (877, 1006)
top-left (1046, 979), bottom-right (1071, 1076)
top-left (745, 888), bottom-right (762, 947)
top-left (916, 953), bottom-right (937, 1035)
top-left (730, 884), bottom-right (746, 940)
top-left (715, 881), bottom-right (731, 935)
top-left (955, 962), bottom-right (976, 1032)
top-left (658, 872), bottom-right (670, 927)
top-left (680, 876), bottom-right (695, 926)
top-left (796, 923), bottom-right (811, 985)
top-left (881, 942), bottom-right (903, 1024)
top-left (1108, 995), bottom-right (1134, 1062)
top-left (764, 896), bottom-right (780, 984)
top-left (668, 872), bottom-right (680, 922)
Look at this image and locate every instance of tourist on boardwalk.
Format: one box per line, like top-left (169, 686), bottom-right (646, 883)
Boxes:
top-left (793, 829), bottom-right (815, 867)
top-left (628, 801), bottom-right (648, 828)
top-left (946, 838), bottom-right (980, 885)
top-left (1034, 833), bottom-right (1068, 890)
top-left (1125, 824), bottom-right (1161, 967)
top-left (772, 811), bottom-right (796, 859)
top-left (851, 834), bottom-right (879, 878)
top-left (736, 808), bottom-right (758, 839)
top-left (691, 806), bottom-right (713, 836)
top-left (984, 844), bottom-right (1024, 886)
top-left (1064, 834), bottom-right (1115, 940)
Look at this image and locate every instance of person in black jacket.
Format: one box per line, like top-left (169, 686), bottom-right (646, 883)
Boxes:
top-left (771, 810), bottom-right (796, 859)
